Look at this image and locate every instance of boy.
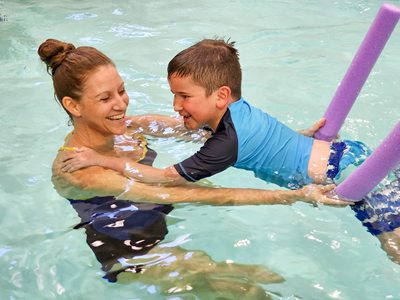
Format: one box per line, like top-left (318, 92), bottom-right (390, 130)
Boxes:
top-left (60, 38), bottom-right (371, 190)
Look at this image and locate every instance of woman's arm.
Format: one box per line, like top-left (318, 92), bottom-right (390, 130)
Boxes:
top-left (297, 118), bottom-right (326, 138)
top-left (126, 114), bottom-right (184, 133)
top-left (53, 152), bottom-right (352, 206)
top-left (126, 114), bottom-right (212, 142)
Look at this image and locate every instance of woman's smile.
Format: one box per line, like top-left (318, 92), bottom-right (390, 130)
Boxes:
top-left (107, 113), bottom-right (126, 122)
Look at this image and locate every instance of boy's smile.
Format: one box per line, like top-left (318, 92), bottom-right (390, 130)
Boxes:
top-left (168, 73), bottom-right (221, 131)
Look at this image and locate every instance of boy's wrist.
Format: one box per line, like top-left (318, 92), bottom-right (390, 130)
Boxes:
top-left (97, 155), bottom-right (124, 172)
top-left (96, 154), bottom-right (109, 168)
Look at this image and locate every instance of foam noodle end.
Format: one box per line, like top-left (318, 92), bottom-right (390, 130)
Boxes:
top-left (382, 3), bottom-right (400, 14)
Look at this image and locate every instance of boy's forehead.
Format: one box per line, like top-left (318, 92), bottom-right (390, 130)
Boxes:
top-left (168, 74), bottom-right (207, 94)
top-left (169, 73), bottom-right (195, 86)
top-left (169, 72), bottom-right (192, 81)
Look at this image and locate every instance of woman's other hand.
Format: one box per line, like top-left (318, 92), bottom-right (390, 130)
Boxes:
top-left (298, 118), bottom-right (340, 141)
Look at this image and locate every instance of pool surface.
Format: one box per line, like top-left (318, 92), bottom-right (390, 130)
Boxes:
top-left (1, 0), bottom-right (400, 299)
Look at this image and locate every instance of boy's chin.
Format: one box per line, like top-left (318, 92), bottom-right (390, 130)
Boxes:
top-left (183, 122), bottom-right (199, 130)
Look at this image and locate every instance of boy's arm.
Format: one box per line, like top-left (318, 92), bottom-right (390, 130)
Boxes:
top-left (60, 123), bottom-right (239, 186)
top-left (59, 147), bottom-right (187, 186)
top-left (60, 115), bottom-right (240, 186)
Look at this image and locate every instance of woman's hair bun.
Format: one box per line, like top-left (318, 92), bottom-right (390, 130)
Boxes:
top-left (38, 39), bottom-right (76, 75)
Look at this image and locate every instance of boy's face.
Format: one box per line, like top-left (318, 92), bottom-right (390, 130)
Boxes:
top-left (168, 73), bottom-right (220, 131)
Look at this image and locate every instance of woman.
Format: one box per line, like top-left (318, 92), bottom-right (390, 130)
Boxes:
top-left (38, 39), bottom-right (349, 295)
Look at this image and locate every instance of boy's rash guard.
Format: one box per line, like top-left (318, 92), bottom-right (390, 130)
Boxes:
top-left (174, 98), bottom-right (314, 189)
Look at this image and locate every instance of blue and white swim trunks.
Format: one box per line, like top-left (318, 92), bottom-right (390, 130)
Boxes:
top-left (326, 140), bottom-right (373, 183)
top-left (352, 163), bottom-right (400, 236)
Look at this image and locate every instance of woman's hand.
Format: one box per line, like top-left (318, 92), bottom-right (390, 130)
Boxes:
top-left (60, 147), bottom-right (105, 173)
top-left (300, 183), bottom-right (353, 206)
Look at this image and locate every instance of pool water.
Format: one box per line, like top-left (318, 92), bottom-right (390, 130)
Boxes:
top-left (1, 0), bottom-right (400, 299)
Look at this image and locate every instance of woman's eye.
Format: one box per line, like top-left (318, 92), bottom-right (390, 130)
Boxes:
top-left (119, 89), bottom-right (126, 95)
top-left (101, 97), bottom-right (110, 101)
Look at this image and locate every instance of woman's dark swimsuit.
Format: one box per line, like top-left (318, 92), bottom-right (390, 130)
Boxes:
top-left (70, 195), bottom-right (172, 282)
top-left (63, 137), bottom-right (172, 282)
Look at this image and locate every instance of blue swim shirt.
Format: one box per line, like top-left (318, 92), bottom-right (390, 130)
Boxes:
top-left (174, 98), bottom-right (314, 189)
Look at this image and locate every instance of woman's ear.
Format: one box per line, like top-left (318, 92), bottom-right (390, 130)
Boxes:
top-left (62, 97), bottom-right (82, 117)
top-left (216, 86), bottom-right (231, 109)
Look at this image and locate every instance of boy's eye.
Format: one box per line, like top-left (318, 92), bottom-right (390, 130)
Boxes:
top-left (119, 88), bottom-right (126, 95)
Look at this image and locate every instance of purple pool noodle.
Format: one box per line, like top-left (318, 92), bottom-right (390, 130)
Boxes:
top-left (335, 121), bottom-right (400, 201)
top-left (315, 3), bottom-right (400, 141)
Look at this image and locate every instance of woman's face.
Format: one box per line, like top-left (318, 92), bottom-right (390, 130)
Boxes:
top-left (77, 65), bottom-right (129, 136)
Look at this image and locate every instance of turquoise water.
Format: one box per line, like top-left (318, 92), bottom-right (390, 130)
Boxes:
top-left (1, 0), bottom-right (400, 299)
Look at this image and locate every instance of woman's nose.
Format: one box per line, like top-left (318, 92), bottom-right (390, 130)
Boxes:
top-left (114, 94), bottom-right (128, 110)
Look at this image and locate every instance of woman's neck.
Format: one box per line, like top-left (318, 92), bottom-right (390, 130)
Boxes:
top-left (66, 124), bottom-right (116, 152)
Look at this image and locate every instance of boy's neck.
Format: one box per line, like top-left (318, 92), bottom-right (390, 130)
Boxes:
top-left (209, 96), bottom-right (240, 131)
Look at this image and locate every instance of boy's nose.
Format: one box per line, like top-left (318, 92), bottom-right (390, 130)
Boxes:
top-left (173, 97), bottom-right (183, 111)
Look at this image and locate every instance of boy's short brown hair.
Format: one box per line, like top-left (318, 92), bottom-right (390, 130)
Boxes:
top-left (168, 38), bottom-right (242, 100)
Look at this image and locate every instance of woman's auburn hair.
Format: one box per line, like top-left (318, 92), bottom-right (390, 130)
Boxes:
top-left (38, 38), bottom-right (115, 122)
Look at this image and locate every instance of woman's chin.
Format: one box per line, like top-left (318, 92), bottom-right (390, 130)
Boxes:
top-left (112, 124), bottom-right (128, 136)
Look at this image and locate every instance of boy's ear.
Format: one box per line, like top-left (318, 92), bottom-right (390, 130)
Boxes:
top-left (62, 96), bottom-right (82, 117)
top-left (216, 86), bottom-right (231, 109)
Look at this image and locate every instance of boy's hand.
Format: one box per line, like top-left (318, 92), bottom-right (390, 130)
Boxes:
top-left (298, 118), bottom-right (340, 141)
top-left (300, 184), bottom-right (353, 206)
top-left (60, 147), bottom-right (105, 173)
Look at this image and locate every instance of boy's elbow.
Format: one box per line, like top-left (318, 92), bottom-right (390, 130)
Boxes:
top-left (164, 166), bottom-right (187, 185)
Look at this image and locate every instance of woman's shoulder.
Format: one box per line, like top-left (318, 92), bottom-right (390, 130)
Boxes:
top-left (52, 151), bottom-right (95, 199)
top-left (52, 151), bottom-right (122, 199)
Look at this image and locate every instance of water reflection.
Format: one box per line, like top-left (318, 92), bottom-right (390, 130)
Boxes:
top-left (69, 195), bottom-right (285, 299)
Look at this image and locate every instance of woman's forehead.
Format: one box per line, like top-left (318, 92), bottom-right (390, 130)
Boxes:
top-left (84, 65), bottom-right (123, 92)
